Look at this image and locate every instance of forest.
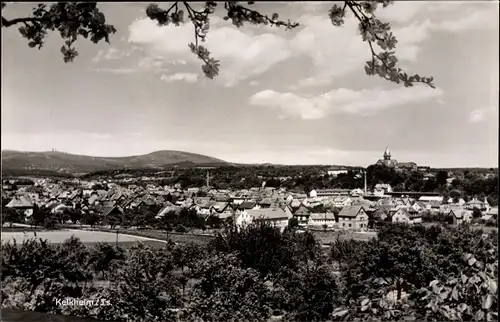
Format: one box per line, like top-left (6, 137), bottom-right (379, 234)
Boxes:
top-left (1, 223), bottom-right (497, 321)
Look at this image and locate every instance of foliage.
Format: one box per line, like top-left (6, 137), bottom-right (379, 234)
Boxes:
top-left (210, 221), bottom-right (322, 278)
top-left (2, 1), bottom-right (434, 88)
top-left (1, 222), bottom-right (498, 321)
top-left (413, 250), bottom-right (498, 321)
top-left (183, 254), bottom-right (272, 322)
top-left (1, 3), bottom-right (116, 62)
top-left (288, 217), bottom-right (299, 229)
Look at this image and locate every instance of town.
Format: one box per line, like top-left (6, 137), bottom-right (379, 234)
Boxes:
top-left (1, 1), bottom-right (498, 320)
top-left (2, 148), bottom-right (497, 237)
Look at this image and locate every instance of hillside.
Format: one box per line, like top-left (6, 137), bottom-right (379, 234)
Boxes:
top-left (1, 150), bottom-right (228, 174)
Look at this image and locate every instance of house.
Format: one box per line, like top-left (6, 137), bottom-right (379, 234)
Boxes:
top-left (236, 207), bottom-right (292, 231)
top-left (155, 203), bottom-right (180, 219)
top-left (371, 208), bottom-right (388, 222)
top-left (308, 212), bottom-right (336, 228)
top-left (194, 199), bottom-right (216, 217)
top-left (337, 205), bottom-right (369, 230)
top-left (332, 196), bottom-right (353, 208)
top-left (326, 169), bottom-right (348, 177)
top-left (292, 204), bottom-right (310, 226)
top-left (374, 184), bottom-right (392, 195)
top-left (5, 195), bottom-right (34, 218)
top-left (465, 197), bottom-right (488, 211)
top-left (236, 201), bottom-right (259, 214)
top-left (210, 202), bottom-right (233, 218)
top-left (486, 207), bottom-right (498, 219)
top-left (449, 209), bottom-right (473, 225)
top-left (312, 189), bottom-right (351, 198)
top-left (411, 201), bottom-right (425, 213)
top-left (392, 208), bottom-right (422, 224)
top-left (258, 198), bottom-right (274, 208)
top-left (398, 162), bottom-right (418, 171)
top-left (101, 205), bottom-right (125, 225)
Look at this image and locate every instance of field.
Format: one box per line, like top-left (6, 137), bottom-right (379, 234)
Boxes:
top-left (83, 228), bottom-right (216, 246)
top-left (312, 230), bottom-right (378, 244)
top-left (0, 229), bottom-right (171, 247)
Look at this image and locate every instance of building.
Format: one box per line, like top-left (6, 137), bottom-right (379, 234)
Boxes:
top-left (337, 205), bottom-right (369, 230)
top-left (376, 147), bottom-right (399, 168)
top-left (375, 147), bottom-right (418, 171)
top-left (391, 208), bottom-right (422, 224)
top-left (309, 212), bottom-right (336, 228)
top-left (236, 207), bottom-right (292, 231)
top-left (327, 168), bottom-right (349, 177)
top-left (309, 189), bottom-right (351, 198)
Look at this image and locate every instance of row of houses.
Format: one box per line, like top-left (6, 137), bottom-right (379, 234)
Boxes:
top-left (3, 178), bottom-right (496, 230)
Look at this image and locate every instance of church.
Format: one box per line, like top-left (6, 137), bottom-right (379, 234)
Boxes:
top-left (375, 147), bottom-right (418, 171)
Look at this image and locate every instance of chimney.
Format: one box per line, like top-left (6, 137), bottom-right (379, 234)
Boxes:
top-left (364, 170), bottom-right (367, 195)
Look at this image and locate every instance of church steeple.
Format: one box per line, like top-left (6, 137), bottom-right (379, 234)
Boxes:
top-left (383, 147), bottom-right (391, 160)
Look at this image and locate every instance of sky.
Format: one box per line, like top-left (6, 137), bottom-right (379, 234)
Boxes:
top-left (1, 1), bottom-right (498, 167)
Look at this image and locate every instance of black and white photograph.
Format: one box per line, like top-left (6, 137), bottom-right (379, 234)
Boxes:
top-left (1, 1), bottom-right (498, 321)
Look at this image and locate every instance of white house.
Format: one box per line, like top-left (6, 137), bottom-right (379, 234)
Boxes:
top-left (308, 212), bottom-right (336, 228)
top-left (449, 209), bottom-right (473, 225)
top-left (332, 196), bottom-right (353, 208)
top-left (337, 205), bottom-right (369, 230)
top-left (418, 196), bottom-right (444, 203)
top-left (327, 169), bottom-right (348, 177)
top-left (392, 208), bottom-right (422, 224)
top-left (235, 207), bottom-right (292, 231)
top-left (291, 204), bottom-right (310, 226)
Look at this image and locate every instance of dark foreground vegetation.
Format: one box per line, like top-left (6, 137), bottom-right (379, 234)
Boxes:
top-left (1, 223), bottom-right (498, 322)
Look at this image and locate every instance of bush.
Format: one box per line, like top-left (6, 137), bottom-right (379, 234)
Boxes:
top-left (175, 224), bottom-right (187, 233)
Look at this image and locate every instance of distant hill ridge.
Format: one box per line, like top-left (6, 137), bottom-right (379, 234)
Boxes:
top-left (1, 150), bottom-right (228, 173)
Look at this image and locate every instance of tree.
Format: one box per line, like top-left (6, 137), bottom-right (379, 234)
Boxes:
top-left (472, 208), bottom-right (482, 219)
top-left (183, 254), bottom-right (273, 322)
top-left (88, 242), bottom-right (126, 279)
top-left (2, 1), bottom-right (435, 88)
top-left (288, 217), bottom-right (299, 229)
top-left (2, 208), bottom-right (24, 227)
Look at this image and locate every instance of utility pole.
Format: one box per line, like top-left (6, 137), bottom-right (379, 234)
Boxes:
top-left (206, 170), bottom-right (210, 187)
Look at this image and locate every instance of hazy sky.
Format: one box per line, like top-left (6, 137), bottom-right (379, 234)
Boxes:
top-left (2, 1), bottom-right (498, 167)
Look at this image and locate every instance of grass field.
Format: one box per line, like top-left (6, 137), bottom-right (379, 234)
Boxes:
top-left (84, 228), bottom-right (215, 246)
top-left (82, 240), bottom-right (169, 249)
top-left (312, 230), bottom-right (378, 244)
top-left (1, 226), bottom-right (62, 233)
top-left (1, 229), bottom-right (171, 246)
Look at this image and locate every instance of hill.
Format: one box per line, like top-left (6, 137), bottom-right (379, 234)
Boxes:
top-left (1, 150), bottom-right (228, 174)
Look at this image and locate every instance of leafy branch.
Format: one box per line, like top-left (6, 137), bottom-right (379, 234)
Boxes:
top-left (2, 1), bottom-right (436, 88)
top-left (337, 1), bottom-right (435, 88)
top-left (1, 2), bottom-right (117, 63)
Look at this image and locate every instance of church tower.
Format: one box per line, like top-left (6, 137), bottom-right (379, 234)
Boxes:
top-left (383, 147), bottom-right (391, 160)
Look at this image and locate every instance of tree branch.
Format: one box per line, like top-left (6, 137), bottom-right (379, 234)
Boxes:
top-left (1, 16), bottom-right (44, 27)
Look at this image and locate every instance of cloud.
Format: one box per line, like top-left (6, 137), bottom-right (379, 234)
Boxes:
top-left (160, 72), bottom-right (199, 83)
top-left (127, 17), bottom-right (292, 86)
top-left (125, 3), bottom-right (496, 88)
top-left (433, 10), bottom-right (498, 32)
top-left (94, 68), bottom-right (138, 74)
top-left (287, 14), bottom-right (433, 89)
top-left (469, 107), bottom-right (497, 123)
top-left (469, 109), bottom-right (486, 123)
top-left (289, 75), bottom-right (335, 90)
top-left (92, 47), bottom-right (131, 62)
top-left (249, 86), bottom-right (443, 120)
